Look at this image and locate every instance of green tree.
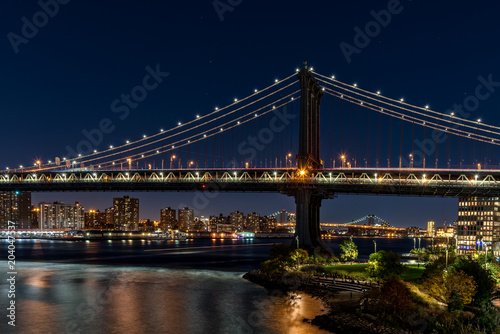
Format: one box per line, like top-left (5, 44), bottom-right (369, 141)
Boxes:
top-left (380, 278), bottom-right (414, 313)
top-left (422, 269), bottom-right (445, 302)
top-left (261, 243), bottom-right (295, 272)
top-left (487, 260), bottom-right (500, 285)
top-left (290, 248), bottom-right (309, 269)
top-left (269, 243), bottom-right (293, 260)
top-left (422, 251), bottom-right (454, 280)
top-left (366, 250), bottom-right (405, 280)
top-left (450, 256), bottom-right (496, 305)
top-left (476, 254), bottom-right (500, 285)
top-left (444, 269), bottom-right (477, 308)
top-left (339, 238), bottom-right (358, 262)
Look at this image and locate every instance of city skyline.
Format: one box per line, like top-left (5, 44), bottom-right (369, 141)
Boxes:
top-left (0, 2), bottom-right (497, 232)
top-left (31, 192), bottom-right (457, 228)
top-left (2, 3), bottom-right (500, 334)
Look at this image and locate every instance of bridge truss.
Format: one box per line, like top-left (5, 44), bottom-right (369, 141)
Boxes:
top-left (3, 168), bottom-right (500, 197)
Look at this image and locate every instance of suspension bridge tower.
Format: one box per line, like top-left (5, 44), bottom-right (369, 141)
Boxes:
top-left (293, 61), bottom-right (330, 252)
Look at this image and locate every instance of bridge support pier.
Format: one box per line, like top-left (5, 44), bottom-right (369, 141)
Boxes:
top-left (292, 61), bottom-right (329, 253)
top-left (294, 188), bottom-right (327, 252)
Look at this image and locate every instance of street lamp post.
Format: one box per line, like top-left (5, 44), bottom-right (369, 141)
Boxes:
top-left (485, 242), bottom-right (488, 269)
top-left (445, 244), bottom-right (449, 269)
top-left (295, 236), bottom-right (300, 269)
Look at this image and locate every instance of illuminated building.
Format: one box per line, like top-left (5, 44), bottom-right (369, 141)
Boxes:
top-left (278, 210), bottom-right (287, 226)
top-left (84, 209), bottom-right (106, 229)
top-left (457, 196), bottom-right (500, 255)
top-left (262, 216), bottom-right (277, 232)
top-left (105, 207), bottom-right (115, 229)
top-left (160, 207), bottom-right (176, 230)
top-left (178, 207), bottom-right (194, 231)
top-left (139, 219), bottom-right (155, 231)
top-left (113, 196), bottom-right (139, 230)
top-left (0, 191), bottom-right (32, 229)
top-left (39, 202), bottom-right (84, 230)
top-left (31, 205), bottom-right (39, 229)
top-left (435, 225), bottom-right (455, 239)
top-left (209, 214), bottom-right (228, 232)
top-left (229, 211), bottom-right (244, 231)
top-left (192, 217), bottom-right (208, 232)
top-left (406, 226), bottom-right (422, 237)
top-left (244, 212), bottom-right (260, 232)
top-left (427, 220), bottom-right (435, 237)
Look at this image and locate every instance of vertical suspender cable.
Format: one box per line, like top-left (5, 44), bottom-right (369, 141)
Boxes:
top-left (399, 118), bottom-right (403, 168)
top-left (423, 125), bottom-right (426, 168)
top-left (376, 108), bottom-right (381, 168)
top-left (388, 117), bottom-right (392, 167)
top-left (411, 120), bottom-right (415, 166)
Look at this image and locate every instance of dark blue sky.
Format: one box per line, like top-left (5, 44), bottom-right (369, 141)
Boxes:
top-left (1, 1), bottom-right (500, 227)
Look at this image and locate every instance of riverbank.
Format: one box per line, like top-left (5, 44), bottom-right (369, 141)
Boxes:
top-left (243, 269), bottom-right (421, 334)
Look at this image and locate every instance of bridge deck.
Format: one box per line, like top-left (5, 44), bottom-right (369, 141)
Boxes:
top-left (1, 168), bottom-right (500, 197)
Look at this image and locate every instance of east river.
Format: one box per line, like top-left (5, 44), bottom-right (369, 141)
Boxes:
top-left (0, 237), bottom-right (428, 333)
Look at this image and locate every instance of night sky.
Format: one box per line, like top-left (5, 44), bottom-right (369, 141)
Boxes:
top-left (2, 1), bottom-right (500, 227)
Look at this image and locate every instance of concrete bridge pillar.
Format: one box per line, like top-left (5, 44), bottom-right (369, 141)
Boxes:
top-left (294, 187), bottom-right (326, 251)
top-left (293, 61), bottom-right (329, 252)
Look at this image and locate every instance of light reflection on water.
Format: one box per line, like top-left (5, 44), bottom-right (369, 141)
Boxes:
top-left (0, 263), bottom-right (329, 334)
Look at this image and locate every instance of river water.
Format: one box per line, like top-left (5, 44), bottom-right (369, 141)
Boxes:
top-left (0, 237), bottom-right (426, 333)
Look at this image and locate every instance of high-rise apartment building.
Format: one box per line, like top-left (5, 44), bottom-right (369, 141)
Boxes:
top-left (113, 196), bottom-right (139, 230)
top-left (244, 212), bottom-right (260, 232)
top-left (229, 211), bottom-right (244, 231)
top-left (278, 210), bottom-right (287, 226)
top-left (39, 202), bottom-right (85, 230)
top-left (178, 207), bottom-right (194, 231)
top-left (258, 216), bottom-right (277, 232)
top-left (457, 196), bottom-right (500, 255)
top-left (105, 207), bottom-right (115, 229)
top-left (84, 209), bottom-right (106, 229)
top-left (0, 191), bottom-right (32, 229)
top-left (427, 220), bottom-right (435, 238)
top-left (160, 207), bottom-right (176, 230)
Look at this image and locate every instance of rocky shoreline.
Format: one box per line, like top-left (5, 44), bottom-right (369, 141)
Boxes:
top-left (243, 269), bottom-right (420, 334)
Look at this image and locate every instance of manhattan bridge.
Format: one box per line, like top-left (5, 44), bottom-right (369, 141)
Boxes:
top-left (2, 62), bottom-right (500, 250)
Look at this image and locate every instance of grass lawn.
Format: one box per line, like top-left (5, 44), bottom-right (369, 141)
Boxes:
top-left (402, 264), bottom-right (425, 282)
top-left (323, 264), bottom-right (368, 273)
top-left (322, 263), bottom-right (425, 282)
